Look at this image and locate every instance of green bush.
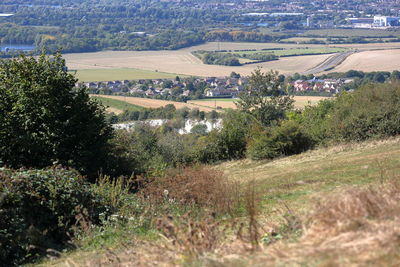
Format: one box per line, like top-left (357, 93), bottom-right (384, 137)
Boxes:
top-left (0, 168), bottom-right (109, 266)
top-left (195, 110), bottom-right (253, 163)
top-left (326, 83), bottom-right (400, 141)
top-left (248, 121), bottom-right (313, 160)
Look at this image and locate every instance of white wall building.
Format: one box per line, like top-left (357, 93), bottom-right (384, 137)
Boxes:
top-left (373, 16), bottom-right (399, 27)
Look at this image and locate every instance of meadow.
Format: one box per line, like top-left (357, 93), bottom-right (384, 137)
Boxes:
top-left (91, 95), bottom-right (145, 114)
top-left (39, 136), bottom-right (400, 266)
top-left (302, 28), bottom-right (400, 38)
top-left (225, 47), bottom-right (348, 57)
top-left (73, 68), bottom-right (181, 82)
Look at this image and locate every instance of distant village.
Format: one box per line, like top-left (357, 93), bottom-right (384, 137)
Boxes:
top-left (78, 75), bottom-right (354, 99)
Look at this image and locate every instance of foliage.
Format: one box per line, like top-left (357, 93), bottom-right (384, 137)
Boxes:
top-left (0, 54), bottom-right (112, 180)
top-left (236, 68), bottom-right (294, 126)
top-left (195, 110), bottom-right (253, 163)
top-left (327, 83), bottom-right (400, 141)
top-left (0, 168), bottom-right (109, 266)
top-left (247, 120), bottom-right (313, 160)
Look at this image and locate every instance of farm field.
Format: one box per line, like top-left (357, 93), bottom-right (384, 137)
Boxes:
top-left (63, 42), bottom-right (400, 80)
top-left (226, 47), bottom-right (348, 57)
top-left (93, 95), bottom-right (217, 112)
top-left (302, 28), bottom-right (400, 38)
top-left (74, 68), bottom-right (182, 82)
top-left (91, 96), bottom-right (145, 114)
top-left (189, 96), bottom-right (330, 109)
top-left (328, 49), bottom-right (400, 73)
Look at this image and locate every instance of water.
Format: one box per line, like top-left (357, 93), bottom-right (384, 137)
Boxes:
top-left (0, 44), bottom-right (35, 52)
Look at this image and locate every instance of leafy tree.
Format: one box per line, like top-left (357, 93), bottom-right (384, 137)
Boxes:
top-left (0, 53), bottom-right (112, 180)
top-left (236, 68), bottom-right (294, 126)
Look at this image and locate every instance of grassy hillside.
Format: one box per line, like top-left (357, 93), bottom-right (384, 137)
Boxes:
top-left (91, 95), bottom-right (145, 114)
top-left (38, 137), bottom-right (400, 266)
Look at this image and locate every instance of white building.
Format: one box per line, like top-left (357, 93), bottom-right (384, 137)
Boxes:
top-left (373, 16), bottom-right (399, 27)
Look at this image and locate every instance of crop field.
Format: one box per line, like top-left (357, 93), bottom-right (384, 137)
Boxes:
top-left (189, 96), bottom-right (330, 109)
top-left (74, 68), bottom-right (182, 82)
top-left (63, 42), bottom-right (400, 79)
top-left (94, 95), bottom-right (217, 112)
top-left (328, 49), bottom-right (400, 73)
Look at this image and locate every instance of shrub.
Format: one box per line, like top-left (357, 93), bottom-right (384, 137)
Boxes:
top-left (327, 83), bottom-right (400, 141)
top-left (139, 167), bottom-right (240, 215)
top-left (0, 168), bottom-right (109, 266)
top-left (195, 110), bottom-right (253, 163)
top-left (0, 54), bottom-right (112, 181)
top-left (248, 121), bottom-right (313, 160)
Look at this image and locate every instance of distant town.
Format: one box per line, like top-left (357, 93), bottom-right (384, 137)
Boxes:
top-left (79, 74), bottom-right (354, 100)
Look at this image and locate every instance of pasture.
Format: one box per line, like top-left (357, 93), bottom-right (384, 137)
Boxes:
top-left (225, 47), bottom-right (348, 57)
top-left (302, 28), bottom-right (400, 38)
top-left (91, 95), bottom-right (145, 114)
top-left (73, 68), bottom-right (181, 82)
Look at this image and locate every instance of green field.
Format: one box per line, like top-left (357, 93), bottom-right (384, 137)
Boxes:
top-left (302, 28), bottom-right (400, 38)
top-left (226, 47), bottom-right (348, 57)
top-left (91, 95), bottom-right (145, 112)
top-left (73, 68), bottom-right (184, 82)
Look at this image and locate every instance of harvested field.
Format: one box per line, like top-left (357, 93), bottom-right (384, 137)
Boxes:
top-left (95, 95), bottom-right (217, 112)
top-left (63, 42), bottom-right (400, 81)
top-left (189, 96), bottom-right (330, 110)
top-left (330, 49), bottom-right (400, 73)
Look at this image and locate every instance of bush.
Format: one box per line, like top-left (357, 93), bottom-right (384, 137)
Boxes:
top-left (195, 110), bottom-right (253, 163)
top-left (327, 83), bottom-right (400, 141)
top-left (0, 168), bottom-right (109, 266)
top-left (248, 121), bottom-right (313, 160)
top-left (0, 54), bottom-right (112, 180)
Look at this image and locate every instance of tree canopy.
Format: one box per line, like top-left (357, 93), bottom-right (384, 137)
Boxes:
top-left (0, 53), bottom-right (112, 179)
top-left (236, 68), bottom-right (294, 126)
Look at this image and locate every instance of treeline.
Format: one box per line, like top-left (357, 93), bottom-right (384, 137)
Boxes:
top-left (106, 104), bottom-right (220, 125)
top-left (205, 30), bottom-right (275, 42)
top-left (194, 51), bottom-right (241, 66)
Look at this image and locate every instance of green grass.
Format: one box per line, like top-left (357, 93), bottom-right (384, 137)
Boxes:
top-left (225, 47), bottom-right (348, 57)
top-left (91, 96), bottom-right (145, 112)
top-left (302, 28), bottom-right (400, 38)
top-left (72, 68), bottom-right (184, 82)
top-left (218, 137), bottom-right (400, 218)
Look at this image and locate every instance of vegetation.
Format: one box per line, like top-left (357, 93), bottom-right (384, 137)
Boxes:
top-left (0, 54), bottom-right (112, 180)
top-left (2, 53), bottom-right (400, 265)
top-left (74, 68), bottom-right (182, 82)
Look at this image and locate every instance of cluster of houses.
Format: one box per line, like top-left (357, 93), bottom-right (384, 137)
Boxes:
top-left (291, 78), bottom-right (354, 93)
top-left (77, 76), bottom-right (249, 98)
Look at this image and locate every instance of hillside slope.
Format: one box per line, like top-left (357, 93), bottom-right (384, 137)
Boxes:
top-left (40, 137), bottom-right (400, 266)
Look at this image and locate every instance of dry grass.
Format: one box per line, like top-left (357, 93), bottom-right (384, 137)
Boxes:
top-left (189, 96), bottom-right (330, 110)
top-left (95, 95), bottom-right (217, 112)
top-left (330, 49), bottom-right (400, 73)
top-left (39, 137), bottom-right (400, 267)
top-left (228, 177), bottom-right (400, 266)
top-left (64, 42), bottom-right (400, 78)
top-left (139, 167), bottom-right (241, 215)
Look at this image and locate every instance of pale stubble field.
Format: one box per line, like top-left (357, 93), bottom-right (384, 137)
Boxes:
top-left (64, 42), bottom-right (400, 82)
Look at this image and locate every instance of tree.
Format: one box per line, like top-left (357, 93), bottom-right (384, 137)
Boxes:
top-left (236, 68), bottom-right (294, 126)
top-left (0, 53), bottom-right (113, 180)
